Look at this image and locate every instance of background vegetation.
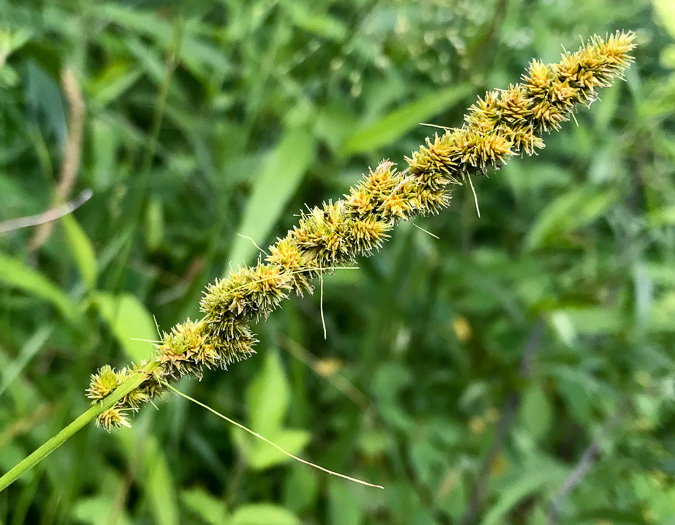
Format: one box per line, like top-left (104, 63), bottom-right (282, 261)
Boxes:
top-left (1, 0), bottom-right (674, 523)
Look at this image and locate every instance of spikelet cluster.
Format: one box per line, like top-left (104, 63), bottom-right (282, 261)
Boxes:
top-left (86, 32), bottom-right (636, 430)
top-left (86, 364), bottom-right (153, 430)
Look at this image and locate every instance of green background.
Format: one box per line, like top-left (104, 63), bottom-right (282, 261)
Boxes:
top-left (1, 0), bottom-right (674, 523)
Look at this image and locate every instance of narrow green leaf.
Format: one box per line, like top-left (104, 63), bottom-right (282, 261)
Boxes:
top-left (93, 291), bottom-right (157, 363)
top-left (0, 324), bottom-right (53, 400)
top-left (227, 128), bottom-right (316, 269)
top-left (144, 197), bottom-right (165, 252)
top-left (117, 423), bottom-right (179, 525)
top-left (0, 251), bottom-right (79, 324)
top-left (146, 447), bottom-right (179, 525)
top-left (61, 214), bottom-right (97, 289)
top-left (341, 84), bottom-right (472, 155)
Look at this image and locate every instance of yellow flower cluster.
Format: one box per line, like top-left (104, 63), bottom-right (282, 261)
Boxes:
top-left (87, 32), bottom-right (635, 431)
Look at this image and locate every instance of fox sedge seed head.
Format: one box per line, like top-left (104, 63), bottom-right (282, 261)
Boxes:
top-left (86, 32), bottom-right (636, 430)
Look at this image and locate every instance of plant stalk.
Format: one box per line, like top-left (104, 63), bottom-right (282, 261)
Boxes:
top-left (0, 361), bottom-right (159, 493)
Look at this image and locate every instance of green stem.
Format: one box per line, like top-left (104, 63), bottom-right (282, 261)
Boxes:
top-left (0, 361), bottom-right (159, 493)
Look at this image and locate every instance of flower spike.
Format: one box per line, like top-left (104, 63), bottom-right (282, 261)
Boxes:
top-left (86, 32), bottom-right (636, 431)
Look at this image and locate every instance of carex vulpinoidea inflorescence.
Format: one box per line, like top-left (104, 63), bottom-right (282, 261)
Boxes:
top-left (87, 32), bottom-right (636, 431)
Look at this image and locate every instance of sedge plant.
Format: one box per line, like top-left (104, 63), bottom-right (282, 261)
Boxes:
top-left (0, 31), bottom-right (636, 492)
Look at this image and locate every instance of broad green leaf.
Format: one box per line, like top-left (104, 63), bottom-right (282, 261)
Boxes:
top-left (235, 351), bottom-right (310, 469)
top-left (93, 291), bottom-right (157, 362)
top-left (0, 251), bottom-right (79, 324)
top-left (181, 488), bottom-right (228, 525)
top-left (241, 428), bottom-right (311, 470)
top-left (526, 187), bottom-right (617, 249)
top-left (231, 504), bottom-right (300, 525)
top-left (341, 84), bottom-right (472, 155)
top-left (73, 495), bottom-right (134, 525)
top-left (246, 350), bottom-right (290, 436)
top-left (227, 128), bottom-right (316, 269)
top-left (61, 214), bottom-right (97, 289)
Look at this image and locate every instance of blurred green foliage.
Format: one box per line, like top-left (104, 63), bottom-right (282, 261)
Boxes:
top-left (0, 0), bottom-right (674, 523)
